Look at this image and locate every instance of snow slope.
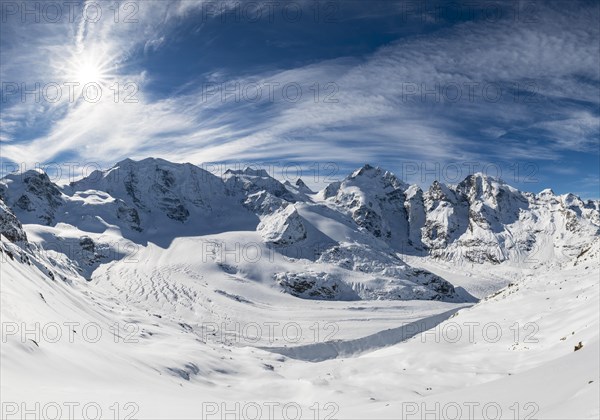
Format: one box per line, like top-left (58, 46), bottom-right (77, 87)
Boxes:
top-left (1, 232), bottom-right (597, 419)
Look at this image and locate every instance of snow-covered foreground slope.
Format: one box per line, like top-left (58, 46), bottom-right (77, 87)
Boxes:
top-left (1, 237), bottom-right (597, 419)
top-left (292, 263), bottom-right (599, 419)
top-left (1, 158), bottom-right (598, 419)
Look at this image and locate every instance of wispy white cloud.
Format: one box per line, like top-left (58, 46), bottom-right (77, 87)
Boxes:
top-left (1, 0), bottom-right (598, 187)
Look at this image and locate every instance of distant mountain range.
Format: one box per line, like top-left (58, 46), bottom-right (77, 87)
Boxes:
top-left (1, 158), bottom-right (598, 302)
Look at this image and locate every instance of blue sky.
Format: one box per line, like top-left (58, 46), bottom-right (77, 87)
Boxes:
top-left (1, 0), bottom-right (599, 198)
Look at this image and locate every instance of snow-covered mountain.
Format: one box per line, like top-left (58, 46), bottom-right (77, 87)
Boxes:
top-left (0, 169), bottom-right (63, 225)
top-left (1, 158), bottom-right (597, 301)
top-left (67, 157), bottom-right (259, 236)
top-left (421, 173), bottom-right (599, 265)
top-left (321, 164), bottom-right (411, 249)
top-left (1, 157), bottom-right (598, 419)
top-left (320, 165), bottom-right (599, 266)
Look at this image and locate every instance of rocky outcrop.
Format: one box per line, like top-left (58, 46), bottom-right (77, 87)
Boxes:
top-left (0, 199), bottom-right (28, 242)
top-left (0, 170), bottom-right (63, 225)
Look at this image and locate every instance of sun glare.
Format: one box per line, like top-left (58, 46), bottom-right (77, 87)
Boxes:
top-left (75, 62), bottom-right (102, 85)
top-left (64, 50), bottom-right (114, 87)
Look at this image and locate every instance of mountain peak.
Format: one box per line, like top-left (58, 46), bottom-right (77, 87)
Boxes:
top-left (350, 164), bottom-right (379, 178)
top-left (2, 168), bottom-right (50, 182)
top-left (296, 178), bottom-right (308, 188)
top-left (348, 164), bottom-right (408, 191)
top-left (460, 172), bottom-right (506, 187)
top-left (224, 167), bottom-right (271, 178)
top-left (114, 157), bottom-right (193, 169)
top-left (294, 178), bottom-right (314, 194)
top-left (539, 188), bottom-right (555, 195)
top-left (115, 157), bottom-right (135, 166)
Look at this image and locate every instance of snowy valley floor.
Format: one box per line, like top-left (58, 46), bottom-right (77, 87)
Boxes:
top-left (1, 234), bottom-right (598, 420)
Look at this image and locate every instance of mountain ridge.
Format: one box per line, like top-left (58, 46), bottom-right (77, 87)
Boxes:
top-left (1, 157), bottom-right (598, 302)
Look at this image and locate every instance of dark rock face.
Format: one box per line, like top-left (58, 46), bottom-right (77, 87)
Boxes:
top-left (0, 200), bottom-right (28, 242)
top-left (79, 236), bottom-right (96, 253)
top-left (351, 205), bottom-right (387, 238)
top-left (120, 164), bottom-right (193, 222)
top-left (404, 186), bottom-right (426, 249)
top-left (123, 168), bottom-right (144, 209)
top-left (275, 272), bottom-right (359, 301)
top-left (409, 269), bottom-right (456, 298)
top-left (117, 205), bottom-right (142, 232)
top-left (150, 168), bottom-right (190, 222)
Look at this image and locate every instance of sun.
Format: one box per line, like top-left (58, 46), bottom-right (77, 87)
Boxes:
top-left (70, 56), bottom-right (109, 86)
top-left (63, 49), bottom-right (114, 87)
top-left (52, 47), bottom-right (123, 103)
top-left (75, 61), bottom-right (103, 86)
